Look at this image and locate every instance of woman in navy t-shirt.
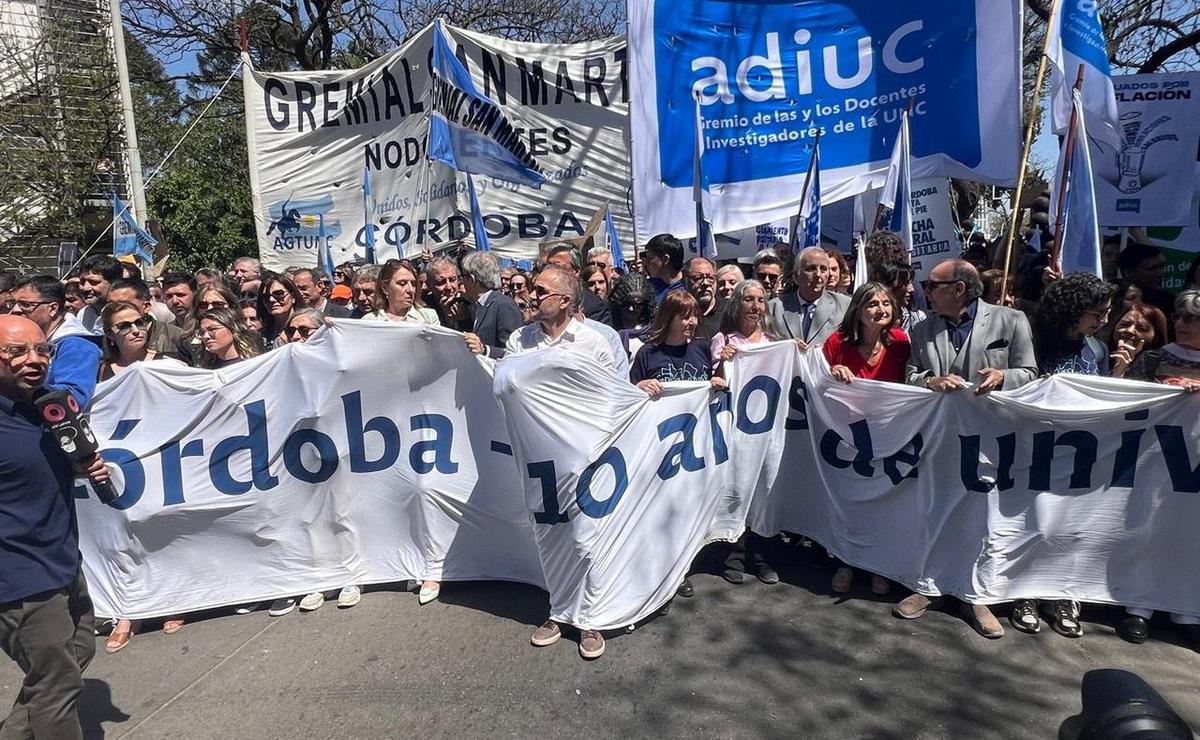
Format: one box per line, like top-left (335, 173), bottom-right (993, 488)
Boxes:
top-left (630, 290), bottom-right (728, 396)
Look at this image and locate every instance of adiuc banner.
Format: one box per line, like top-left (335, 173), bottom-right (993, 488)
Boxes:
top-left (628, 0), bottom-right (1022, 240)
top-left (1092, 72), bottom-right (1200, 227)
top-left (242, 23), bottom-right (632, 272)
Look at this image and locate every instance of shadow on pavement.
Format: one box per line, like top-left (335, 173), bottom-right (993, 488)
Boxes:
top-left (80, 678), bottom-right (129, 739)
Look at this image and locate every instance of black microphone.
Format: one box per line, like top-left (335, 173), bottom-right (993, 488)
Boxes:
top-left (33, 390), bottom-right (118, 505)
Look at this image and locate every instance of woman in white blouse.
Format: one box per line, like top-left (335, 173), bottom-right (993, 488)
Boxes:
top-left (363, 259), bottom-right (442, 326)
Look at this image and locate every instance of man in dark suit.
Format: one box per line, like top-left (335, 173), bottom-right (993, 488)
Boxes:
top-left (461, 251), bottom-right (524, 359)
top-left (545, 244), bottom-right (612, 326)
top-left (766, 246), bottom-right (849, 348)
top-left (292, 268), bottom-right (351, 319)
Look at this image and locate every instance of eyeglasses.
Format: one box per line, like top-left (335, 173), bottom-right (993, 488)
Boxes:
top-left (333, 271), bottom-right (347, 280)
top-left (687, 274), bottom-right (716, 283)
top-left (754, 272), bottom-right (780, 283)
top-left (198, 300), bottom-right (228, 310)
top-left (531, 285), bottom-right (563, 299)
top-left (267, 290), bottom-right (291, 302)
top-left (587, 261), bottom-right (609, 269)
top-left (284, 325), bottom-right (317, 340)
top-left (110, 316), bottom-right (153, 335)
top-left (198, 325), bottom-right (229, 338)
top-left (11, 299), bottom-right (53, 312)
top-left (922, 279), bottom-right (960, 291)
top-left (1, 343), bottom-right (53, 360)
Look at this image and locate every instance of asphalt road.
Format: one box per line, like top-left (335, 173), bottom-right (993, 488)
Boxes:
top-left (2, 544), bottom-right (1197, 739)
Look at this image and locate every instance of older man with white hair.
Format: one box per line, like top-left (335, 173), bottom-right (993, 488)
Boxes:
top-left (461, 251), bottom-right (524, 358)
top-left (766, 246), bottom-right (850, 348)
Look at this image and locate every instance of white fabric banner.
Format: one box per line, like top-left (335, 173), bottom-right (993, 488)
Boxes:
top-left (1093, 73), bottom-right (1200, 227)
top-left (242, 24), bottom-right (632, 271)
top-left (80, 324), bottom-right (1200, 628)
top-left (628, 0), bottom-right (1022, 240)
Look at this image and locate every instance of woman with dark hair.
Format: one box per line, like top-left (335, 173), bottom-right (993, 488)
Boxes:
top-left (1032, 272), bottom-right (1120, 377)
top-left (362, 260), bottom-right (440, 325)
top-left (869, 261), bottom-right (925, 331)
top-left (1106, 302), bottom-right (1166, 378)
top-left (1009, 273), bottom-right (1119, 639)
top-left (821, 282), bottom-right (909, 596)
top-left (98, 301), bottom-right (180, 381)
top-left (256, 272), bottom-right (303, 346)
top-left (183, 281), bottom-right (243, 358)
top-left (514, 290), bottom-right (535, 324)
top-left (825, 248), bottom-right (851, 294)
top-left (630, 290), bottom-right (727, 394)
top-left (581, 264), bottom-right (609, 301)
top-left (608, 271), bottom-right (657, 357)
top-left (193, 307), bottom-right (261, 369)
top-left (333, 262), bottom-right (357, 287)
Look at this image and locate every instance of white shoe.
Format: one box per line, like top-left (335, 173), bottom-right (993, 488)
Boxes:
top-left (418, 582), bottom-right (440, 605)
top-left (234, 603), bottom-right (258, 615)
top-left (337, 586), bottom-right (361, 608)
top-left (268, 598), bottom-right (296, 617)
top-left (299, 592), bottom-right (325, 612)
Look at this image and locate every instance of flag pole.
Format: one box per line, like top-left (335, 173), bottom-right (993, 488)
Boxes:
top-left (1051, 64), bottom-right (1087, 271)
top-left (871, 96), bottom-right (915, 234)
top-left (999, 0), bottom-right (1062, 299)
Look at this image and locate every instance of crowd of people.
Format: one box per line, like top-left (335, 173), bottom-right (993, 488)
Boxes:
top-left (1, 228), bottom-right (1199, 667)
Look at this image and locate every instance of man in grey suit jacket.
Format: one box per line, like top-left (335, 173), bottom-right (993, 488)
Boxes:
top-left (894, 259), bottom-right (1037, 640)
top-left (461, 251), bottom-right (524, 359)
top-left (766, 246), bottom-right (850, 347)
top-left (904, 259), bottom-right (1037, 394)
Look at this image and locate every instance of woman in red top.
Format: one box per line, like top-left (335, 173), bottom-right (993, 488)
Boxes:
top-left (822, 281), bottom-right (911, 596)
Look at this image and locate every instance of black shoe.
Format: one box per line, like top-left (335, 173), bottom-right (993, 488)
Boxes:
top-left (1009, 599), bottom-right (1041, 634)
top-left (1119, 615), bottom-right (1149, 644)
top-left (1177, 623), bottom-right (1200, 649)
top-left (1050, 600), bottom-right (1083, 638)
top-left (676, 577), bottom-right (694, 598)
top-left (751, 560), bottom-right (780, 585)
top-left (721, 567), bottom-right (746, 584)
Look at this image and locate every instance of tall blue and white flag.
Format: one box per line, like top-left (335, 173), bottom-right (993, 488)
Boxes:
top-left (1046, 0), bottom-right (1121, 148)
top-left (1050, 88), bottom-right (1102, 277)
top-left (792, 138), bottom-right (821, 254)
top-left (467, 174), bottom-right (491, 252)
top-left (691, 94), bottom-right (717, 259)
top-left (362, 165), bottom-right (377, 264)
top-left (853, 232), bottom-right (868, 288)
top-left (604, 204), bottom-right (625, 270)
top-left (111, 193), bottom-right (156, 264)
top-left (875, 110), bottom-right (913, 254)
top-left (317, 214), bottom-right (335, 275)
top-left (629, 0), bottom-right (1023, 240)
top-left (427, 20), bottom-right (544, 187)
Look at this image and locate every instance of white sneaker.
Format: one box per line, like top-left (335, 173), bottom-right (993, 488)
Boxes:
top-left (267, 598), bottom-right (296, 617)
top-left (337, 585), bottom-right (361, 608)
top-left (234, 603), bottom-right (258, 615)
top-left (299, 592), bottom-right (325, 612)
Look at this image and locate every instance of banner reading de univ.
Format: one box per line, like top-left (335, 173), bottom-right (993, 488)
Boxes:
top-left (242, 23), bottom-right (630, 271)
top-left (1091, 72), bottom-right (1200, 227)
top-left (79, 324), bottom-right (1200, 628)
top-left (628, 0), bottom-right (1023, 240)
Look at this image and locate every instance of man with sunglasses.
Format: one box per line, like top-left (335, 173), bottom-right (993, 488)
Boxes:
top-left (752, 249), bottom-right (786, 298)
top-left (767, 246), bottom-right (849, 349)
top-left (0, 315), bottom-right (110, 740)
top-left (8, 275), bottom-right (103, 409)
top-left (895, 259), bottom-right (1036, 639)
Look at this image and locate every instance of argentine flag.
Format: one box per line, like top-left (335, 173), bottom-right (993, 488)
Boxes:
top-left (1047, 0), bottom-right (1121, 148)
top-left (467, 174), bottom-right (490, 252)
top-left (362, 165), bottom-right (377, 264)
top-left (1050, 88), bottom-right (1103, 277)
top-left (111, 193), bottom-right (156, 264)
top-left (792, 138), bottom-right (821, 254)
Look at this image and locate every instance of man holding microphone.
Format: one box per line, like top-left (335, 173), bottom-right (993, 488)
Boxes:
top-left (0, 315), bottom-right (109, 739)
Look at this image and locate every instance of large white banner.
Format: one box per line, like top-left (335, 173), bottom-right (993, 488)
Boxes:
top-left (1093, 72), bottom-right (1200, 227)
top-left (242, 24), bottom-right (631, 271)
top-left (628, 0), bottom-right (1022, 240)
top-left (80, 324), bottom-right (1200, 628)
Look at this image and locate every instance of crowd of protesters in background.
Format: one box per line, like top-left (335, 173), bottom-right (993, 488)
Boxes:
top-left (2, 218), bottom-right (1199, 661)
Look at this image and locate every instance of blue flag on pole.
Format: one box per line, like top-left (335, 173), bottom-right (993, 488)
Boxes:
top-left (1050, 88), bottom-right (1102, 277)
top-left (793, 138), bottom-right (821, 254)
top-left (363, 165), bottom-right (377, 264)
top-left (604, 204), bottom-right (625, 271)
top-left (427, 20), bottom-right (544, 187)
top-left (317, 214), bottom-right (335, 275)
top-left (467, 173), bottom-right (490, 252)
top-left (1047, 0), bottom-right (1121, 148)
top-left (111, 193), bottom-right (156, 264)
top-left (691, 94), bottom-right (717, 259)
top-left (875, 109), bottom-right (913, 256)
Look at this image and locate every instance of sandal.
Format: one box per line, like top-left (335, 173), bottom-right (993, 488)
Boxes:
top-left (831, 567), bottom-right (854, 594)
top-left (105, 629), bottom-right (132, 654)
top-left (162, 617), bottom-right (185, 635)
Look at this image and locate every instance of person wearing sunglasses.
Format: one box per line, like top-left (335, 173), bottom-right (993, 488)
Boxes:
top-left (283, 308), bottom-right (326, 344)
top-left (98, 303), bottom-right (178, 380)
top-left (0, 315), bottom-right (111, 739)
top-left (752, 249), bottom-right (786, 298)
top-left (255, 272), bottom-right (304, 346)
top-left (8, 274), bottom-right (103, 409)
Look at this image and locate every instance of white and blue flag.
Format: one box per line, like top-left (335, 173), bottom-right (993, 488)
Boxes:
top-left (691, 94), bottom-right (717, 259)
top-left (604, 204), bottom-right (625, 271)
top-left (875, 109), bottom-right (913, 254)
top-left (111, 193), bottom-right (156, 264)
top-left (427, 20), bottom-right (544, 187)
top-left (467, 174), bottom-right (490, 252)
top-left (792, 138), bottom-right (821, 254)
top-left (1050, 88), bottom-right (1102, 277)
top-left (362, 165), bottom-right (377, 264)
top-left (1047, 0), bottom-right (1121, 148)
top-left (317, 214), bottom-right (335, 275)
